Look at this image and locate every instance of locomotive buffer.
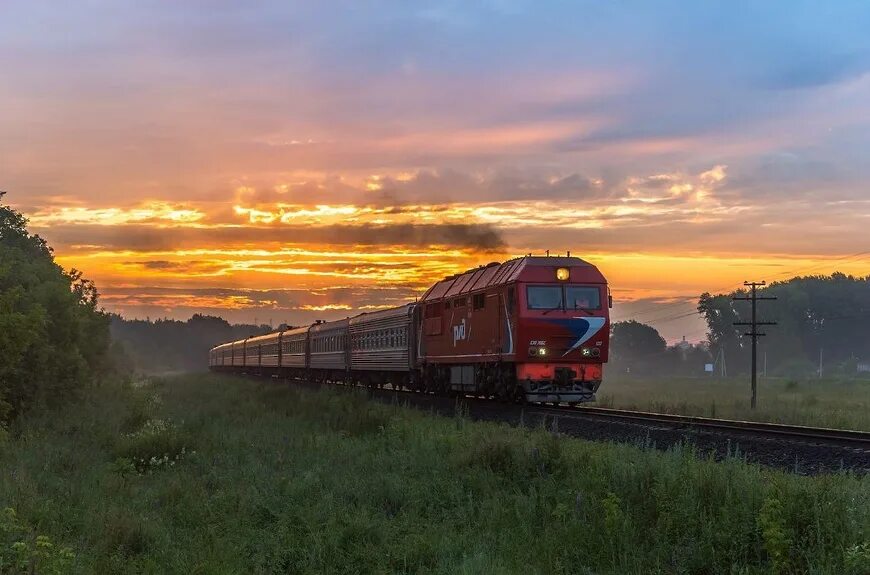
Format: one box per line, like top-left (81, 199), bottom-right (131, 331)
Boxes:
top-left (733, 281), bottom-right (776, 409)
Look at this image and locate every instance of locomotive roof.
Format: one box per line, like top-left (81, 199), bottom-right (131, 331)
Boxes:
top-left (419, 255), bottom-right (600, 302)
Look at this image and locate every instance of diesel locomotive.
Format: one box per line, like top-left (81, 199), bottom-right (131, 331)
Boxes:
top-left (209, 255), bottom-right (611, 403)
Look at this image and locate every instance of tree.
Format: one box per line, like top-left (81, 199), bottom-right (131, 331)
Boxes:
top-left (698, 274), bottom-right (870, 377)
top-left (0, 193), bottom-right (110, 423)
top-left (698, 292), bottom-right (748, 374)
top-left (610, 320), bottom-right (667, 374)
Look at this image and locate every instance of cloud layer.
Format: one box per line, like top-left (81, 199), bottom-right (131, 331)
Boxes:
top-left (4, 1), bottom-right (870, 341)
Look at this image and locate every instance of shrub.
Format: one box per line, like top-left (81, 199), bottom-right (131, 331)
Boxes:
top-left (0, 507), bottom-right (75, 574)
top-left (113, 419), bottom-right (192, 474)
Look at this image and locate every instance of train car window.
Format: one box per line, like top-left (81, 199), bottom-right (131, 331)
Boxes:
top-left (472, 293), bottom-right (485, 310)
top-left (445, 300), bottom-right (451, 309)
top-left (508, 287), bottom-right (515, 314)
top-left (454, 297), bottom-right (466, 307)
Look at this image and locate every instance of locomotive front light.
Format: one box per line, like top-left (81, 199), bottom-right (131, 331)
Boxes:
top-left (581, 347), bottom-right (592, 357)
top-left (538, 347), bottom-right (547, 356)
top-left (555, 267), bottom-right (570, 281)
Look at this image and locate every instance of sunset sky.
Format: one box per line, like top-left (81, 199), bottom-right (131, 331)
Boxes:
top-left (4, 1), bottom-right (870, 342)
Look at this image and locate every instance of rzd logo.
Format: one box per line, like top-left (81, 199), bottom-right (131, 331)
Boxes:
top-left (453, 319), bottom-right (467, 347)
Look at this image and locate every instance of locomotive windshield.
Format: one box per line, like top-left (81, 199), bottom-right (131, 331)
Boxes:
top-left (526, 285), bottom-right (563, 309)
top-left (526, 285), bottom-right (601, 310)
top-left (566, 286), bottom-right (601, 310)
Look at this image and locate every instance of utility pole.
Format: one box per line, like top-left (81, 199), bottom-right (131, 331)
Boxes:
top-left (733, 281), bottom-right (777, 409)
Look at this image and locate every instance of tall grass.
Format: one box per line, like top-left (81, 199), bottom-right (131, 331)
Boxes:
top-left (596, 375), bottom-right (870, 430)
top-left (0, 373), bottom-right (868, 573)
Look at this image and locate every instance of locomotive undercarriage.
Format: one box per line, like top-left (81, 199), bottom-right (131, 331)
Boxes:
top-left (419, 362), bottom-right (599, 404)
top-left (223, 362), bottom-right (598, 405)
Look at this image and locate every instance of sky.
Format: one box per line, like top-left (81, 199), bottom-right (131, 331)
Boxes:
top-left (3, 1), bottom-right (870, 342)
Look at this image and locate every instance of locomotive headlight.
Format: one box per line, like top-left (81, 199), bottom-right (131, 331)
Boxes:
top-left (581, 347), bottom-right (592, 357)
top-left (556, 267), bottom-right (570, 281)
top-left (538, 347), bottom-right (547, 356)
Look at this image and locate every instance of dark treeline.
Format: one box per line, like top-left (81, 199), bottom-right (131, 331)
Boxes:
top-left (608, 320), bottom-right (712, 377)
top-left (110, 315), bottom-right (273, 373)
top-left (700, 274), bottom-right (870, 377)
top-left (612, 274), bottom-right (870, 378)
top-left (0, 194), bottom-right (114, 426)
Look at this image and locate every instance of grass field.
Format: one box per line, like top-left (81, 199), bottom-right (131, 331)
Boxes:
top-left (595, 374), bottom-right (870, 431)
top-left (1, 373), bottom-right (868, 574)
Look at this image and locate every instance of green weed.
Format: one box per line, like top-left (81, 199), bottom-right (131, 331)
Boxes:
top-left (0, 373), bottom-right (866, 574)
top-left (597, 375), bottom-right (870, 430)
top-left (0, 507), bottom-right (75, 574)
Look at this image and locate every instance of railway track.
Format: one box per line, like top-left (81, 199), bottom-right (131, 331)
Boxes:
top-left (332, 379), bottom-right (870, 450)
top-left (254, 375), bottom-right (870, 473)
top-left (366, 384), bottom-right (870, 472)
top-left (529, 404), bottom-right (870, 450)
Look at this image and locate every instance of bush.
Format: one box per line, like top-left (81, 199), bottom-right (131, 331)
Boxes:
top-left (0, 507), bottom-right (75, 574)
top-left (113, 419), bottom-right (192, 474)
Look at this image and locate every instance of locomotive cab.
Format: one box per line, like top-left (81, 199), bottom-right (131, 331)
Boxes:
top-left (416, 255), bottom-right (611, 405)
top-left (513, 262), bottom-right (610, 403)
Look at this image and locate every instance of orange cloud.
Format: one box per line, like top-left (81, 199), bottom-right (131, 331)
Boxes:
top-left (16, 162), bottom-right (869, 336)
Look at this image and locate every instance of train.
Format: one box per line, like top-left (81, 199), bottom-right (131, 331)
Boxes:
top-left (209, 255), bottom-right (611, 403)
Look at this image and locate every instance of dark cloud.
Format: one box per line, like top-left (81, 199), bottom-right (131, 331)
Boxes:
top-left (133, 260), bottom-right (183, 270)
top-left (99, 284), bottom-right (423, 326)
top-left (36, 221), bottom-right (507, 252)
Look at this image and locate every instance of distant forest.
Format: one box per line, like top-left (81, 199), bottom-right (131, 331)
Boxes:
top-left (699, 274), bottom-right (870, 377)
top-left (611, 274), bottom-right (869, 378)
top-left (110, 315), bottom-right (274, 374)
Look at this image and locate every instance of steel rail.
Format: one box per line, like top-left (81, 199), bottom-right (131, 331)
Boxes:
top-left (243, 373), bottom-right (870, 451)
top-left (530, 404), bottom-right (870, 449)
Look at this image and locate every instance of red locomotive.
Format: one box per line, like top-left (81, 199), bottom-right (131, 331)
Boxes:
top-left (210, 255), bottom-right (611, 403)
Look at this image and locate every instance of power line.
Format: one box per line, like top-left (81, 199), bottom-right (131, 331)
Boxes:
top-left (643, 310), bottom-right (703, 325)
